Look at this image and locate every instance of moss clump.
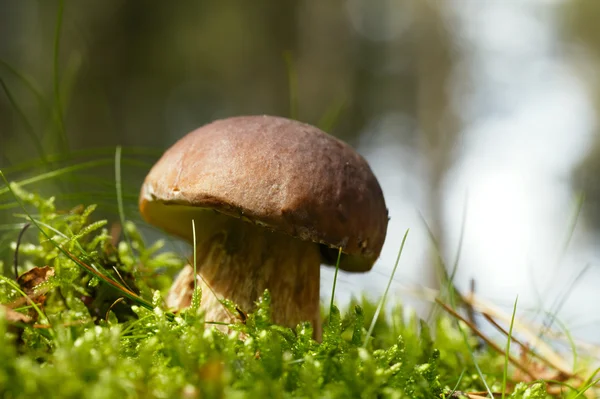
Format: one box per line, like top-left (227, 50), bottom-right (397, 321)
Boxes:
top-left (0, 186), bottom-right (551, 398)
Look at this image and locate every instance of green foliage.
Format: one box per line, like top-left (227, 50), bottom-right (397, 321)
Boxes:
top-left (0, 189), bottom-right (559, 398)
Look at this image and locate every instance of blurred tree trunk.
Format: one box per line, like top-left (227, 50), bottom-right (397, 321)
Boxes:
top-left (563, 1), bottom-right (600, 233)
top-left (414, 1), bottom-right (460, 291)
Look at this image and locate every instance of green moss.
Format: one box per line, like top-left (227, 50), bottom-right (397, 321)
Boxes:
top-left (0, 186), bottom-right (559, 398)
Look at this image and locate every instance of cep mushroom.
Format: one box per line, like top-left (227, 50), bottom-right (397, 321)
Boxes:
top-left (139, 115), bottom-right (388, 339)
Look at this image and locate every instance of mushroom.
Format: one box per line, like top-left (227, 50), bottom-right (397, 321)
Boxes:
top-left (139, 115), bottom-right (388, 339)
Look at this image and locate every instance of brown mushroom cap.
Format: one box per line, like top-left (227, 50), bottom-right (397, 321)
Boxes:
top-left (139, 115), bottom-right (388, 272)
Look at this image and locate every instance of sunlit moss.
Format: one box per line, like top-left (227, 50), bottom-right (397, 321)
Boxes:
top-left (0, 188), bottom-right (560, 398)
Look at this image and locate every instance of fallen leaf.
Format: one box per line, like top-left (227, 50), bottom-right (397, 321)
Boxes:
top-left (17, 266), bottom-right (55, 295)
top-left (0, 304), bottom-right (32, 324)
top-left (4, 266), bottom-right (55, 321)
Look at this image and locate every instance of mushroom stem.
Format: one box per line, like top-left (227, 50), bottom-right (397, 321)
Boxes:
top-left (166, 212), bottom-right (322, 339)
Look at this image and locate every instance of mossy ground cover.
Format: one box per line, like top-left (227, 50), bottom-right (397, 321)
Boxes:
top-left (0, 5), bottom-right (596, 394)
top-left (0, 181), bottom-right (589, 399)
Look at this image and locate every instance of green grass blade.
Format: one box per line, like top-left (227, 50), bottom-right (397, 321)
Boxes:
top-left (52, 0), bottom-right (69, 153)
top-left (363, 228), bottom-right (409, 348)
top-left (0, 58), bottom-right (51, 114)
top-left (0, 159), bottom-right (115, 197)
top-left (191, 219), bottom-right (200, 310)
top-left (502, 296), bottom-right (518, 399)
top-left (0, 78), bottom-right (47, 163)
top-left (447, 368), bottom-right (467, 397)
top-left (448, 193), bottom-right (468, 285)
top-left (317, 98), bottom-right (346, 133)
top-left (328, 247), bottom-right (343, 320)
top-left (283, 51), bottom-right (298, 120)
top-left (115, 146), bottom-right (135, 260)
top-left (2, 146), bottom-right (160, 175)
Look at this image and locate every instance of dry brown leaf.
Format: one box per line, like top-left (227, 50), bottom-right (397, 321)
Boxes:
top-left (5, 266), bottom-right (55, 321)
top-left (0, 304), bottom-right (32, 324)
top-left (17, 265), bottom-right (55, 295)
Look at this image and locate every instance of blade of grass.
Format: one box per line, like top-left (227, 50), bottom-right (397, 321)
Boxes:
top-left (571, 375), bottom-right (600, 399)
top-left (501, 296), bottom-right (518, 399)
top-left (2, 146), bottom-right (161, 175)
top-left (542, 311), bottom-right (579, 374)
top-left (57, 191), bottom-right (139, 202)
top-left (449, 193), bottom-right (468, 285)
top-left (543, 379), bottom-right (587, 396)
top-left (328, 247), bottom-right (343, 321)
top-left (559, 192), bottom-right (585, 260)
top-left (448, 368), bottom-right (467, 398)
top-left (0, 223), bottom-right (27, 231)
top-left (363, 228), bottom-right (409, 348)
top-left (0, 202), bottom-right (22, 211)
top-left (576, 367), bottom-right (600, 396)
top-left (543, 262), bottom-right (590, 335)
top-left (417, 210), bottom-right (462, 325)
top-left (0, 78), bottom-right (48, 163)
top-left (115, 146), bottom-right (135, 261)
top-left (317, 98), bottom-right (346, 133)
top-left (0, 59), bottom-right (51, 114)
top-left (13, 222), bottom-right (31, 279)
top-left (52, 0), bottom-right (69, 153)
top-left (538, 192), bottom-right (585, 335)
top-left (283, 51), bottom-right (298, 120)
top-left (417, 211), bottom-right (450, 285)
top-left (191, 218), bottom-right (199, 309)
top-left (57, 52), bottom-right (82, 120)
top-left (0, 159), bottom-right (116, 196)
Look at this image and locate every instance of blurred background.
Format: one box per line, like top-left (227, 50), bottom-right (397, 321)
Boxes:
top-left (1, 1), bottom-right (600, 344)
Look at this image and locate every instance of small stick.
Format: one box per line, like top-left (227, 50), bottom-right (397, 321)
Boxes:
top-left (435, 298), bottom-right (537, 380)
top-left (483, 313), bottom-right (572, 382)
top-left (463, 293), bottom-right (573, 376)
